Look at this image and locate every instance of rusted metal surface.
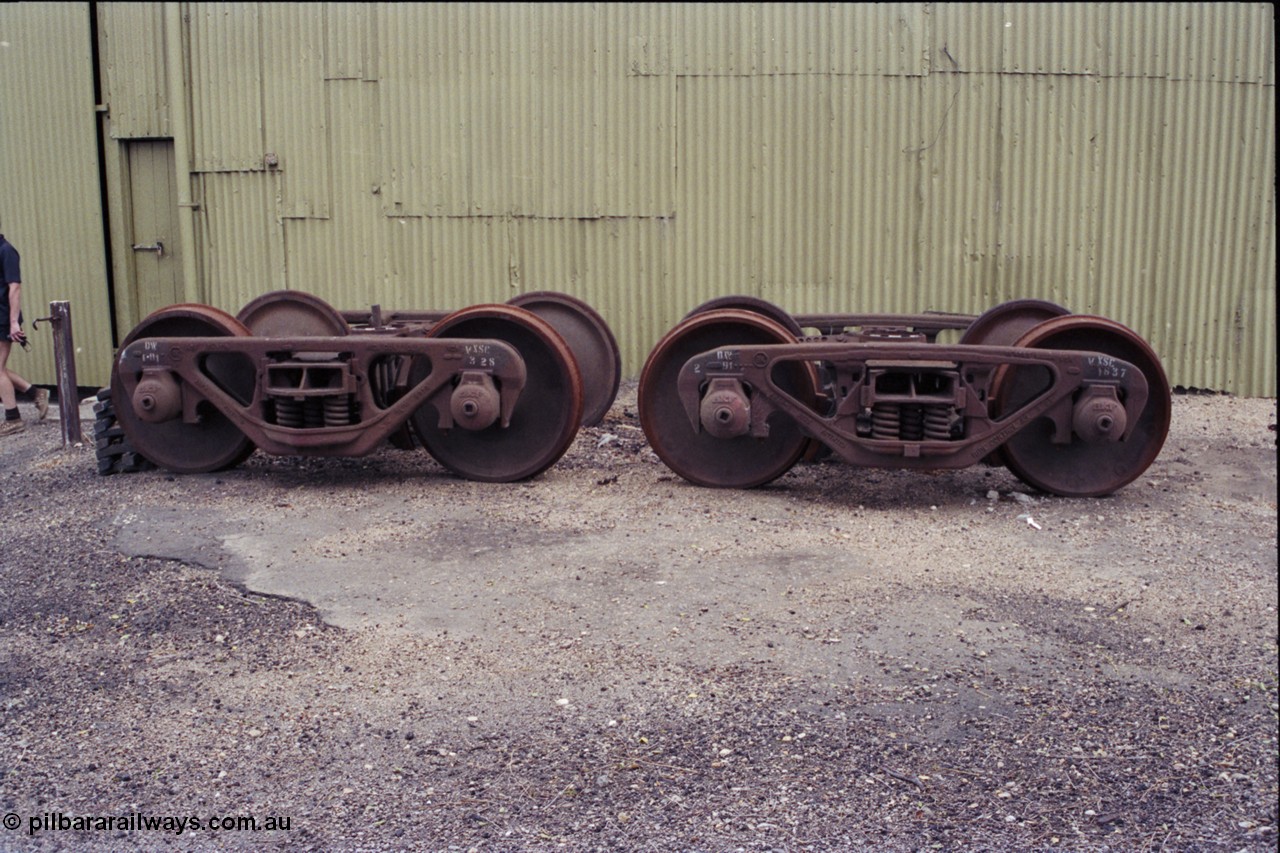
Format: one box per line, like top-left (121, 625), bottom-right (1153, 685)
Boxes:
top-left (686, 295), bottom-right (983, 342)
top-left (410, 305), bottom-right (583, 483)
top-left (32, 302), bottom-right (83, 447)
top-left (340, 292), bottom-right (619, 428)
top-left (508, 291), bottom-right (621, 428)
top-left (993, 315), bottom-right (1171, 498)
top-left (957, 300), bottom-right (1071, 348)
top-left (639, 297), bottom-right (1172, 497)
top-left (110, 290), bottom-right (617, 482)
top-left (110, 304), bottom-right (258, 474)
top-left (685, 296), bottom-right (805, 338)
top-left (237, 290), bottom-right (353, 337)
top-left (639, 309), bottom-right (819, 489)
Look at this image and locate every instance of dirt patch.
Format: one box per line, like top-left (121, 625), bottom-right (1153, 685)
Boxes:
top-left (0, 388), bottom-right (1275, 851)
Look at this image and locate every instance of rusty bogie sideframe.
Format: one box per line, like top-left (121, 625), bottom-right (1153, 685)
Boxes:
top-left (640, 301), bottom-right (1173, 497)
top-left (107, 292), bottom-right (611, 481)
top-left (116, 334), bottom-right (526, 459)
top-left (677, 340), bottom-right (1147, 471)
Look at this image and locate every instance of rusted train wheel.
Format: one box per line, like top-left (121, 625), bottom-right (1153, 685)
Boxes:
top-left (508, 291), bottom-right (621, 427)
top-left (638, 309), bottom-right (818, 488)
top-left (683, 294), bottom-right (805, 338)
top-left (682, 297), bottom-right (830, 462)
top-left (958, 298), bottom-right (1070, 348)
top-left (993, 315), bottom-right (1171, 497)
top-left (409, 305), bottom-right (583, 482)
top-left (110, 305), bottom-right (257, 474)
top-left (235, 290), bottom-right (350, 337)
top-left (961, 298), bottom-right (1071, 467)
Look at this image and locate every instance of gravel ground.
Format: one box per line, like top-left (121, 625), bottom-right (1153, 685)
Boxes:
top-left (0, 385), bottom-right (1276, 852)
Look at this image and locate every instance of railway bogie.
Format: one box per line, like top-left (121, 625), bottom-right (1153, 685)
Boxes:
top-left (108, 290), bottom-right (619, 482)
top-left (640, 297), bottom-right (1171, 497)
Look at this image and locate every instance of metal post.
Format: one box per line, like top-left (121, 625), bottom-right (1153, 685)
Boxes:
top-left (44, 301), bottom-right (82, 446)
top-left (166, 3), bottom-right (202, 304)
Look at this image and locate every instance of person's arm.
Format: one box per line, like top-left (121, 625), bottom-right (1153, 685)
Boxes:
top-left (8, 281), bottom-right (22, 342)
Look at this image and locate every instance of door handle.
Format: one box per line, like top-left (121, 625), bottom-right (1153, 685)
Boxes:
top-left (132, 241), bottom-right (164, 258)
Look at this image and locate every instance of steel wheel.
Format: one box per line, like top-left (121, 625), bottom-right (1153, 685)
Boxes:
top-left (682, 297), bottom-right (828, 462)
top-left (639, 309), bottom-right (818, 488)
top-left (236, 290), bottom-right (350, 337)
top-left (508, 291), bottom-right (621, 427)
top-left (960, 299), bottom-right (1071, 466)
top-left (959, 298), bottom-right (1070, 347)
top-left (684, 295), bottom-right (804, 338)
top-left (409, 305), bottom-right (583, 482)
top-left (111, 304), bottom-right (257, 473)
top-left (993, 315), bottom-right (1171, 497)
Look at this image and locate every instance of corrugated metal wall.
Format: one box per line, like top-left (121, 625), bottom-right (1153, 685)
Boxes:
top-left (4, 3), bottom-right (1275, 395)
top-left (0, 3), bottom-right (114, 387)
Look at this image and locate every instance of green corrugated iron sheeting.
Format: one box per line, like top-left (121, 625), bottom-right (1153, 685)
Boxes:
top-left (0, 3), bottom-right (115, 387)
top-left (3, 3), bottom-right (1274, 394)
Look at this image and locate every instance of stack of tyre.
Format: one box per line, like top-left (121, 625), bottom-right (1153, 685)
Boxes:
top-left (92, 388), bottom-right (155, 475)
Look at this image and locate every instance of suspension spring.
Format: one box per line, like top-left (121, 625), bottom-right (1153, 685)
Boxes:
top-left (298, 398), bottom-right (321, 428)
top-left (371, 357), bottom-right (402, 409)
top-left (323, 394), bottom-right (357, 427)
top-left (274, 397), bottom-right (304, 428)
top-left (870, 403), bottom-right (901, 439)
top-left (900, 404), bottom-right (925, 441)
top-left (923, 405), bottom-right (954, 441)
top-left (271, 394), bottom-right (357, 427)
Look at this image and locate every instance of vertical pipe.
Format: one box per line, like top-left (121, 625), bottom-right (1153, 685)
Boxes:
top-left (165, 2), bottom-right (201, 304)
top-left (48, 301), bottom-right (82, 447)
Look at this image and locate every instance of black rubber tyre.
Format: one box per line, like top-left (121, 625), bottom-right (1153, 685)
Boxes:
top-left (93, 387), bottom-right (157, 475)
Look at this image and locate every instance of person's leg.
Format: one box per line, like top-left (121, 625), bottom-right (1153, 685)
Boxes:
top-left (2, 340), bottom-right (45, 423)
top-left (4, 369), bottom-right (32, 394)
top-left (4, 336), bottom-right (32, 393)
top-left (0, 340), bottom-right (18, 411)
top-left (0, 340), bottom-right (24, 433)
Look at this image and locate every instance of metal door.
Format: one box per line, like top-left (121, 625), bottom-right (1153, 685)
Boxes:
top-left (125, 140), bottom-right (182, 323)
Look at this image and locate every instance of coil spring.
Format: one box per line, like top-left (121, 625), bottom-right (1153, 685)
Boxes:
top-left (323, 394), bottom-right (356, 426)
top-left (302, 398), bottom-right (324, 428)
top-left (900, 404), bottom-right (925, 441)
top-left (371, 357), bottom-right (399, 409)
top-left (871, 402), bottom-right (958, 441)
top-left (272, 394), bottom-right (356, 428)
top-left (870, 403), bottom-right (900, 440)
top-left (274, 397), bottom-right (303, 428)
top-left (923, 404), bottom-right (954, 441)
